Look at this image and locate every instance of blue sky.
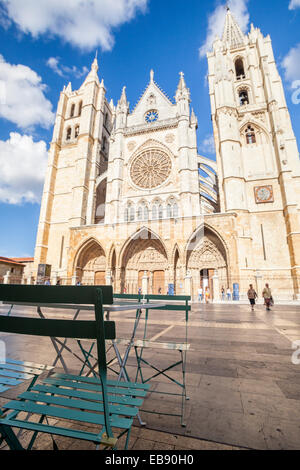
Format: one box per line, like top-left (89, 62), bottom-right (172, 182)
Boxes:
top-left (0, 0), bottom-right (300, 258)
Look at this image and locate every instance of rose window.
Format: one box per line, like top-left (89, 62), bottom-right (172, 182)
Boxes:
top-left (145, 110), bottom-right (159, 123)
top-left (130, 150), bottom-right (172, 189)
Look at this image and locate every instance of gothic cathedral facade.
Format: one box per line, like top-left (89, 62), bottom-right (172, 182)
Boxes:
top-left (34, 9), bottom-right (300, 300)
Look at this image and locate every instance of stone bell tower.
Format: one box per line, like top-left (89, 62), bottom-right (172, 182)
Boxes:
top-left (207, 7), bottom-right (300, 298)
top-left (34, 58), bottom-right (113, 280)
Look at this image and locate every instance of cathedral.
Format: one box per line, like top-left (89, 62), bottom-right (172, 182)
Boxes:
top-left (33, 9), bottom-right (300, 301)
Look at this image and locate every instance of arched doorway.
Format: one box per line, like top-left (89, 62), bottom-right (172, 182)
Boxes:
top-left (75, 240), bottom-right (106, 285)
top-left (187, 226), bottom-right (228, 299)
top-left (121, 230), bottom-right (168, 295)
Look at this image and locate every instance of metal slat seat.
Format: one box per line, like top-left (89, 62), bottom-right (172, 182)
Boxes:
top-left (0, 358), bottom-right (54, 394)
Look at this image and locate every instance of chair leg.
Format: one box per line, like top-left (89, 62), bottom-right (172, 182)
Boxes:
top-left (0, 424), bottom-right (24, 450)
top-left (124, 428), bottom-right (131, 450)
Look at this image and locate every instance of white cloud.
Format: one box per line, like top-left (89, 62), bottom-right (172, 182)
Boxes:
top-left (0, 0), bottom-right (148, 51)
top-left (282, 43), bottom-right (300, 83)
top-left (289, 0), bottom-right (300, 9)
top-left (0, 132), bottom-right (48, 204)
top-left (0, 55), bottom-right (54, 129)
top-left (199, 0), bottom-right (250, 57)
top-left (200, 134), bottom-right (216, 155)
top-left (47, 57), bottom-right (89, 79)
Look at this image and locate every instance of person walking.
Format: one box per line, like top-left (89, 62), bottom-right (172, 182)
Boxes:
top-left (221, 286), bottom-right (225, 302)
top-left (205, 287), bottom-right (210, 304)
top-left (247, 284), bottom-right (258, 312)
top-left (198, 287), bottom-right (203, 303)
top-left (227, 287), bottom-right (231, 301)
top-left (262, 284), bottom-right (272, 311)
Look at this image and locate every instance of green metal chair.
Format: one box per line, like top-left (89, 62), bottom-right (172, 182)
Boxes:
top-left (113, 293), bottom-right (191, 426)
top-left (0, 285), bottom-right (149, 450)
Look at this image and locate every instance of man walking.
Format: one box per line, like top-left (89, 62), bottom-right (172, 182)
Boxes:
top-left (198, 287), bottom-right (203, 303)
top-left (262, 284), bottom-right (272, 311)
top-left (247, 284), bottom-right (258, 312)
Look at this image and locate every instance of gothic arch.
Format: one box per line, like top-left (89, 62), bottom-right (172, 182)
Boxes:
top-left (119, 227), bottom-right (169, 267)
top-left (128, 138), bottom-right (175, 167)
top-left (239, 120), bottom-right (270, 140)
top-left (185, 224), bottom-right (230, 295)
top-left (107, 244), bottom-right (117, 268)
top-left (74, 237), bottom-right (107, 285)
top-left (185, 223), bottom-right (229, 269)
top-left (119, 227), bottom-right (169, 295)
top-left (171, 243), bottom-right (183, 267)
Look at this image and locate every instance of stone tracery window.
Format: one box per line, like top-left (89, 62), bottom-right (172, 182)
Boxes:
top-left (245, 125), bottom-right (256, 144)
top-left (130, 149), bottom-right (172, 190)
top-left (66, 127), bottom-right (72, 141)
top-left (235, 58), bottom-right (245, 80)
top-left (70, 103), bottom-right (75, 118)
top-left (167, 200), bottom-right (179, 218)
top-left (239, 89), bottom-right (249, 106)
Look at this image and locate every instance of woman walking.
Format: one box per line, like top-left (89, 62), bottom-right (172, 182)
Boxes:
top-left (262, 284), bottom-right (272, 311)
top-left (205, 287), bottom-right (210, 304)
top-left (247, 284), bottom-right (258, 312)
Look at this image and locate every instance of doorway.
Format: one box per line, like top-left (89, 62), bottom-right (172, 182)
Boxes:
top-left (200, 269), bottom-right (214, 299)
top-left (153, 270), bottom-right (165, 295)
top-left (94, 271), bottom-right (106, 285)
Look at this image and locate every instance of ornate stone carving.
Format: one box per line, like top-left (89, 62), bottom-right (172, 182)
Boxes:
top-left (147, 94), bottom-right (156, 106)
top-left (187, 238), bottom-right (226, 270)
top-left (165, 134), bottom-right (175, 144)
top-left (127, 141), bottom-right (136, 152)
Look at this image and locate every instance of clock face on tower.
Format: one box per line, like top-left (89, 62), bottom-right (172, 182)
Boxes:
top-left (254, 186), bottom-right (274, 204)
top-left (145, 110), bottom-right (159, 124)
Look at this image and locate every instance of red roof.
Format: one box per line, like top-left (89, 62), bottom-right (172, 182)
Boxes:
top-left (0, 256), bottom-right (25, 267)
top-left (12, 257), bottom-right (34, 263)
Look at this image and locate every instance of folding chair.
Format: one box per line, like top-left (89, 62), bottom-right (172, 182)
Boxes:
top-left (0, 285), bottom-right (149, 450)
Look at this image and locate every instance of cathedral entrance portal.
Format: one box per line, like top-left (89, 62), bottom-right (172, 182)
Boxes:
top-left (187, 226), bottom-right (228, 300)
top-left (75, 240), bottom-right (106, 286)
top-left (121, 231), bottom-right (168, 295)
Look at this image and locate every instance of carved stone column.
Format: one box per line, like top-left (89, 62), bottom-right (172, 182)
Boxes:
top-left (142, 271), bottom-right (149, 296)
top-left (184, 271), bottom-right (193, 297)
top-left (212, 272), bottom-right (220, 302)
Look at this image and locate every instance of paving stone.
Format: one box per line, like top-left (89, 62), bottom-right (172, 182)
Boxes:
top-left (2, 302), bottom-right (300, 450)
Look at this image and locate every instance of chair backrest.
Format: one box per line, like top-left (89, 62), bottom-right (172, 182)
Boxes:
top-left (113, 293), bottom-right (191, 320)
top-left (0, 284), bottom-right (115, 354)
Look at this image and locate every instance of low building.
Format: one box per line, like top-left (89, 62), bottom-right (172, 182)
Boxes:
top-left (0, 257), bottom-right (25, 284)
top-left (12, 258), bottom-right (35, 284)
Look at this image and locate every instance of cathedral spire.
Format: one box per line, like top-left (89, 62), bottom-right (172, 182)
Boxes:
top-left (177, 71), bottom-right (187, 92)
top-left (119, 86), bottom-right (128, 106)
top-left (81, 56), bottom-right (100, 87)
top-left (176, 71), bottom-right (190, 105)
top-left (222, 6), bottom-right (246, 49)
